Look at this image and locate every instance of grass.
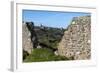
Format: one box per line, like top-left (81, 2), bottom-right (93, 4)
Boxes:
top-left (23, 48), bottom-right (73, 62)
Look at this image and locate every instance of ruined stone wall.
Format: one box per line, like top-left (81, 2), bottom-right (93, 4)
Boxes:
top-left (58, 16), bottom-right (91, 60)
top-left (22, 22), bottom-right (33, 54)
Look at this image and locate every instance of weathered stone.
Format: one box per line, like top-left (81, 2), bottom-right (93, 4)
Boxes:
top-left (22, 22), bottom-right (33, 54)
top-left (57, 16), bottom-right (91, 60)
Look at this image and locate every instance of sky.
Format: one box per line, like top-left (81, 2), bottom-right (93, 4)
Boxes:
top-left (22, 10), bottom-right (90, 28)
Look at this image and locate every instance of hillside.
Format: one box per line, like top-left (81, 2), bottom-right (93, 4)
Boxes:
top-left (34, 25), bottom-right (65, 49)
top-left (22, 22), bottom-right (66, 61)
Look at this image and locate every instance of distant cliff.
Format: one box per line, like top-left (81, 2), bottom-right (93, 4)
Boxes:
top-left (57, 16), bottom-right (91, 60)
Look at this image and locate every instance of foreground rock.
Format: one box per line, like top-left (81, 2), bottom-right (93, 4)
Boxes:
top-left (22, 22), bottom-right (33, 54)
top-left (57, 16), bottom-right (91, 60)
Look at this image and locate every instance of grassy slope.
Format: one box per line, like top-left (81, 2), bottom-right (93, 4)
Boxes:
top-left (23, 48), bottom-right (74, 62)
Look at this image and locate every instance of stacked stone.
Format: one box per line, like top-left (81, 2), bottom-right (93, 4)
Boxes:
top-left (58, 16), bottom-right (91, 60)
top-left (22, 22), bottom-right (33, 54)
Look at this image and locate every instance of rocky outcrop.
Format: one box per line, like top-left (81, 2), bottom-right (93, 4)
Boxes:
top-left (22, 22), bottom-right (39, 54)
top-left (26, 22), bottom-right (38, 48)
top-left (57, 16), bottom-right (91, 60)
top-left (22, 22), bottom-right (33, 54)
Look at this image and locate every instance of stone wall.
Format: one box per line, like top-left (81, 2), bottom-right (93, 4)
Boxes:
top-left (22, 22), bottom-right (33, 54)
top-left (57, 16), bottom-right (91, 60)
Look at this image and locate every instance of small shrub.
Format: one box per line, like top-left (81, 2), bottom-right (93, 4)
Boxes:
top-left (23, 50), bottom-right (29, 60)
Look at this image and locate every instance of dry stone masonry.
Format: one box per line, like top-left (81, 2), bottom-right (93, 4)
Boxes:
top-left (57, 16), bottom-right (91, 60)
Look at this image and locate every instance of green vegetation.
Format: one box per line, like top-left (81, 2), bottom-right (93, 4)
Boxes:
top-left (23, 24), bottom-right (74, 62)
top-left (23, 50), bottom-right (29, 60)
top-left (23, 48), bottom-right (73, 62)
top-left (35, 26), bottom-right (66, 49)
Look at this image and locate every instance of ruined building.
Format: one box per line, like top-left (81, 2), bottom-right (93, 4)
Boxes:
top-left (57, 16), bottom-right (91, 60)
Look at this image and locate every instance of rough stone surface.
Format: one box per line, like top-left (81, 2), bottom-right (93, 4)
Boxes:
top-left (57, 16), bottom-right (91, 60)
top-left (22, 22), bottom-right (33, 54)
